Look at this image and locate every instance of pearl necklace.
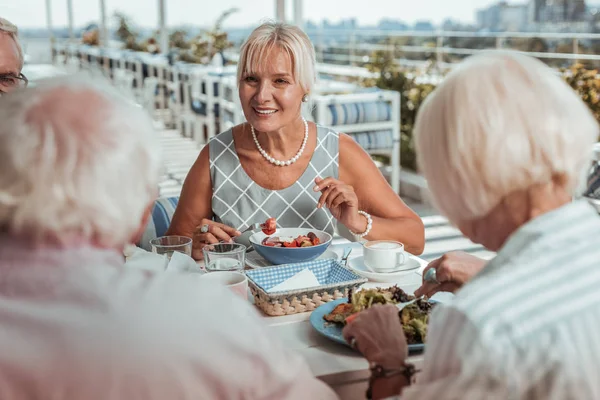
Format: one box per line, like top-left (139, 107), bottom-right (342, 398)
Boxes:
top-left (251, 118), bottom-right (308, 167)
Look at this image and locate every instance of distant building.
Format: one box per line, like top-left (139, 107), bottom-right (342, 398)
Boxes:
top-left (530, 0), bottom-right (587, 22)
top-left (414, 20), bottom-right (435, 31)
top-left (377, 19), bottom-right (410, 31)
top-left (476, 2), bottom-right (528, 31)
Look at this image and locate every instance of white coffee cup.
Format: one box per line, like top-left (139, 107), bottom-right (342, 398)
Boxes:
top-left (200, 271), bottom-right (248, 299)
top-left (362, 240), bottom-right (407, 273)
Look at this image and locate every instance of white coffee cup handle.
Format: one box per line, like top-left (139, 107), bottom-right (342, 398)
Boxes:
top-left (396, 252), bottom-right (406, 266)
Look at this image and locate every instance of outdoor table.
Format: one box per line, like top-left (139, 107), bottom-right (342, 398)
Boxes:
top-left (253, 237), bottom-right (440, 399)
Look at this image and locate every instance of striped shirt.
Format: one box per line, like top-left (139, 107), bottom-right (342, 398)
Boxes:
top-left (397, 199), bottom-right (600, 400)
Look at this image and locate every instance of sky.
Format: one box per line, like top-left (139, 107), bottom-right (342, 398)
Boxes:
top-left (2, 0), bottom-right (504, 30)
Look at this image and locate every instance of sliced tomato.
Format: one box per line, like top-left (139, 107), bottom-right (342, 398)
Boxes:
top-left (311, 237), bottom-right (321, 246)
top-left (261, 217), bottom-right (277, 235)
top-left (263, 241), bottom-right (277, 247)
top-left (345, 313), bottom-right (359, 325)
top-left (295, 235), bottom-right (309, 246)
top-left (283, 241), bottom-right (297, 248)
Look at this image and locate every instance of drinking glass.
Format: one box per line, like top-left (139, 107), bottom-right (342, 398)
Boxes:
top-left (203, 243), bottom-right (246, 272)
top-left (150, 236), bottom-right (193, 260)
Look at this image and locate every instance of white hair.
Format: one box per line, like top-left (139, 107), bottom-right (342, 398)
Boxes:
top-left (0, 17), bottom-right (24, 70)
top-left (0, 75), bottom-right (162, 248)
top-left (237, 21), bottom-right (316, 100)
top-left (415, 51), bottom-right (599, 225)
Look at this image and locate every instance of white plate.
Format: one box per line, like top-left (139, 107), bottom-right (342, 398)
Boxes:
top-left (245, 248), bottom-right (340, 269)
top-left (347, 256), bottom-right (421, 282)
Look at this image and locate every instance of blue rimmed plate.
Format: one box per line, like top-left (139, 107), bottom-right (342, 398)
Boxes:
top-left (309, 298), bottom-right (432, 354)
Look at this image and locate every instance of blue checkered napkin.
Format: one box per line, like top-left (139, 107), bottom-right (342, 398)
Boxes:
top-left (246, 259), bottom-right (360, 292)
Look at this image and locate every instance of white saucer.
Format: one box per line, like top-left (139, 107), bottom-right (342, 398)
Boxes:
top-left (347, 256), bottom-right (421, 282)
top-left (245, 248), bottom-right (341, 269)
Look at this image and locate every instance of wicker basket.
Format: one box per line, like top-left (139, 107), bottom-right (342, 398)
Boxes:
top-left (246, 259), bottom-right (367, 316)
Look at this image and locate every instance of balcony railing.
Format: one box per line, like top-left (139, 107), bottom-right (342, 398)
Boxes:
top-left (280, 29), bottom-right (600, 70)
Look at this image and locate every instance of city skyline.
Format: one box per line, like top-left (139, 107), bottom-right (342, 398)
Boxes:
top-left (2, 0), bottom-right (518, 30)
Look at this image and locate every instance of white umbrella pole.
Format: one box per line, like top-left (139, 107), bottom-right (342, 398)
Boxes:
top-left (99, 0), bottom-right (108, 47)
top-left (158, 0), bottom-right (169, 54)
top-left (66, 0), bottom-right (74, 42)
top-left (275, 0), bottom-right (286, 22)
top-left (293, 0), bottom-right (303, 28)
top-left (45, 0), bottom-right (55, 60)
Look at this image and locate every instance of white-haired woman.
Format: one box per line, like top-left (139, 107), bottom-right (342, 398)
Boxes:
top-left (167, 21), bottom-right (424, 259)
top-left (342, 51), bottom-right (600, 399)
top-left (0, 17), bottom-right (27, 95)
top-left (0, 78), bottom-right (337, 399)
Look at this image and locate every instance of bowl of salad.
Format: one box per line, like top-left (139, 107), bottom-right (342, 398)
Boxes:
top-left (249, 219), bottom-right (333, 265)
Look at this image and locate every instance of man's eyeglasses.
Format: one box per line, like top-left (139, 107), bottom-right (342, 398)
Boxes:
top-left (0, 73), bottom-right (28, 93)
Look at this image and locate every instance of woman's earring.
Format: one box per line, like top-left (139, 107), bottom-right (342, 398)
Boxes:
top-left (302, 94), bottom-right (309, 102)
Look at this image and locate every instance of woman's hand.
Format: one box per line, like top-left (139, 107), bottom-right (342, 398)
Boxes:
top-left (342, 304), bottom-right (407, 369)
top-left (414, 251), bottom-right (487, 297)
top-left (313, 177), bottom-right (366, 232)
top-left (192, 219), bottom-right (241, 260)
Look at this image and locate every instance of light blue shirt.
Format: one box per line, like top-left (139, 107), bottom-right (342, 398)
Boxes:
top-left (399, 200), bottom-right (600, 399)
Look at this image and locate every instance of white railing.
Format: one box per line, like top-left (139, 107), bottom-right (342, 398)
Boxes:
top-left (295, 29), bottom-right (600, 68)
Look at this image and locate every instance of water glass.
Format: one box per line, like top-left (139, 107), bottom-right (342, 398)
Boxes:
top-left (203, 242), bottom-right (246, 272)
top-left (150, 235), bottom-right (193, 260)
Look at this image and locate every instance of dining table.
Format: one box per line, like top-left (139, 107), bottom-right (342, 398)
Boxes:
top-left (244, 236), bottom-right (451, 399)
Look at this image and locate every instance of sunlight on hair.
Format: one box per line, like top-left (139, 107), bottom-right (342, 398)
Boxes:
top-left (414, 51), bottom-right (599, 225)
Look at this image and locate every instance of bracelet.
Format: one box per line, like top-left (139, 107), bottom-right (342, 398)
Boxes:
top-left (349, 210), bottom-right (373, 238)
top-left (366, 363), bottom-right (418, 400)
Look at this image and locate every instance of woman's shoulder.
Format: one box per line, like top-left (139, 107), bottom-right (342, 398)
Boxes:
top-left (209, 126), bottom-right (236, 145)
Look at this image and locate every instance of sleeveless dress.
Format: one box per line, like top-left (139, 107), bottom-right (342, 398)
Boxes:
top-left (209, 125), bottom-right (339, 235)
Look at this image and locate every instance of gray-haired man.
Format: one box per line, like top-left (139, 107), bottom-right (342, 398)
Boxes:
top-left (0, 17), bottom-right (27, 95)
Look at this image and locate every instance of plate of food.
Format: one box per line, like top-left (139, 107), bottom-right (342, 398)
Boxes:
top-left (309, 286), bottom-right (436, 353)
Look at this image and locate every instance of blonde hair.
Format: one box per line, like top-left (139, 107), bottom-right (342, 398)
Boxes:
top-left (415, 51), bottom-right (599, 225)
top-left (0, 17), bottom-right (24, 70)
top-left (237, 21), bottom-right (316, 96)
top-left (0, 75), bottom-right (162, 248)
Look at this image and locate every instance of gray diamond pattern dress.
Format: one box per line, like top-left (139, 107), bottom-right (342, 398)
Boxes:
top-left (209, 125), bottom-right (339, 234)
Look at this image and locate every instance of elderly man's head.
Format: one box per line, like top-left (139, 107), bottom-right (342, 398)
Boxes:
top-left (0, 17), bottom-right (26, 94)
top-left (415, 51), bottom-right (599, 250)
top-left (0, 77), bottom-right (162, 248)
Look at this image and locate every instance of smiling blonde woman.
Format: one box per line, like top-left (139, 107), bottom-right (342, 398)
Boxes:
top-left (167, 21), bottom-right (424, 260)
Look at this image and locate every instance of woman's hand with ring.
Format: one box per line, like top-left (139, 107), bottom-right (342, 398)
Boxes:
top-left (414, 251), bottom-right (487, 297)
top-left (192, 219), bottom-right (241, 260)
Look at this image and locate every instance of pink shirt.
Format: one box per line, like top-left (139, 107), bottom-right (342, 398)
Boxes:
top-left (0, 236), bottom-right (337, 399)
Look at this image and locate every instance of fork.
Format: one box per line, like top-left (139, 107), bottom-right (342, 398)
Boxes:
top-left (340, 246), bottom-right (353, 266)
top-left (396, 295), bottom-right (425, 311)
top-left (240, 222), bottom-right (262, 234)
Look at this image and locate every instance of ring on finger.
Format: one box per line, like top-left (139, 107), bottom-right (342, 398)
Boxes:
top-left (424, 268), bottom-right (439, 284)
top-left (200, 224), bottom-right (210, 234)
top-left (349, 337), bottom-right (357, 349)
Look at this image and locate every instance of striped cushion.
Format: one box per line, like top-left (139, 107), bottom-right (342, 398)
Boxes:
top-left (349, 130), bottom-right (396, 150)
top-left (138, 196), bottom-right (179, 251)
top-left (318, 101), bottom-right (392, 126)
top-left (585, 162), bottom-right (600, 199)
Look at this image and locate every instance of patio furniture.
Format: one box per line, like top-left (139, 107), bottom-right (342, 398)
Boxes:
top-left (138, 196), bottom-right (179, 251)
top-left (310, 90), bottom-right (401, 193)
